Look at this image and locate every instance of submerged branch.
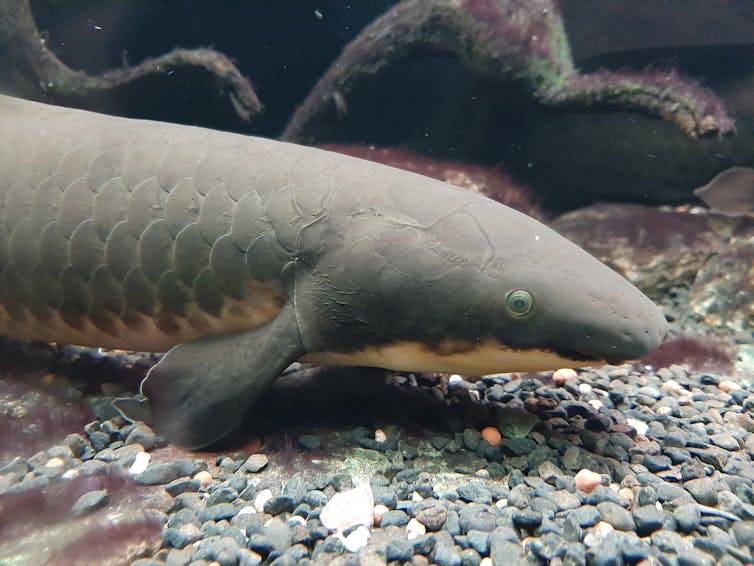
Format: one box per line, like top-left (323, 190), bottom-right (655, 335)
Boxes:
top-left (0, 0), bottom-right (262, 122)
top-left (283, 0), bottom-right (734, 141)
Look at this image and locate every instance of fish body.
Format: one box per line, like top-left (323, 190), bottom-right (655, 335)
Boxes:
top-left (0, 95), bottom-right (667, 447)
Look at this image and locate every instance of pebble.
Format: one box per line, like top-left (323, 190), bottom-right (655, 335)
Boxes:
top-left (241, 454), bottom-right (269, 473)
top-left (194, 470), bottom-right (213, 487)
top-left (632, 505), bottom-right (665, 536)
top-left (575, 469), bottom-right (602, 493)
top-left (128, 451), bottom-right (150, 475)
top-left (135, 462), bottom-right (182, 485)
top-left (71, 489), bottom-right (109, 516)
top-left (480, 427), bottom-right (502, 447)
top-left (406, 517), bottom-right (427, 540)
top-left (320, 483), bottom-right (374, 532)
top-left (5, 335), bottom-right (753, 566)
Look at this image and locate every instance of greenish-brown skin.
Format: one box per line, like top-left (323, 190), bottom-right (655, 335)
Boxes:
top-left (0, 95), bottom-right (668, 448)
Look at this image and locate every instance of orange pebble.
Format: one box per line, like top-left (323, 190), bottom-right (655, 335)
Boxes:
top-left (193, 470), bottom-right (213, 488)
top-left (575, 468), bottom-right (602, 493)
top-left (481, 426), bottom-right (502, 446)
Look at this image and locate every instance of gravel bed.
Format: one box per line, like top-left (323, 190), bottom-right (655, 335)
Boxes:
top-left (2, 350), bottom-right (754, 565)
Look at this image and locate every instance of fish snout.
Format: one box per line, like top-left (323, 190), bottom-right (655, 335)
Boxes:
top-left (604, 299), bottom-right (669, 362)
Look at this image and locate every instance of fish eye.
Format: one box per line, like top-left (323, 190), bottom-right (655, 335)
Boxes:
top-left (505, 289), bottom-right (534, 317)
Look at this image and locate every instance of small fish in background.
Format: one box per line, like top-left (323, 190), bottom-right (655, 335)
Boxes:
top-left (694, 167), bottom-right (754, 217)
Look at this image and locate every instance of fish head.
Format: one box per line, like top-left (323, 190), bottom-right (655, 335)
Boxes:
top-left (297, 175), bottom-right (668, 374)
top-left (399, 198), bottom-right (670, 372)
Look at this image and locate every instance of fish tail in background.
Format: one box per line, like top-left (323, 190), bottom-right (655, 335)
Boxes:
top-left (693, 167), bottom-right (754, 217)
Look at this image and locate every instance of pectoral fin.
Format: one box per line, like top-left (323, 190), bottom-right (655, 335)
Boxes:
top-left (115, 302), bottom-right (304, 448)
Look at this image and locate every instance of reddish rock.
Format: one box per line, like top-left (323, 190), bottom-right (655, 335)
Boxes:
top-left (550, 204), bottom-right (726, 296)
top-left (688, 233), bottom-right (754, 334)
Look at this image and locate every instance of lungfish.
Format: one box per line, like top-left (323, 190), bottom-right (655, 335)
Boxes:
top-left (0, 95), bottom-right (667, 448)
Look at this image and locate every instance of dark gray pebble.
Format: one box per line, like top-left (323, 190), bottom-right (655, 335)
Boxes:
top-left (675, 503), bottom-right (702, 532)
top-left (528, 532), bottom-right (567, 562)
top-left (677, 549), bottom-right (715, 566)
top-left (651, 529), bottom-right (692, 554)
top-left (433, 543), bottom-right (462, 566)
top-left (465, 529), bottom-right (490, 555)
top-left (386, 538), bottom-right (413, 561)
top-left (415, 504), bottom-right (448, 531)
top-left (512, 508), bottom-right (543, 530)
top-left (456, 482), bottom-right (492, 504)
top-left (567, 505), bottom-right (601, 528)
top-left (206, 487), bottom-right (238, 507)
top-left (643, 454), bottom-right (672, 472)
top-left (632, 505), bottom-right (665, 536)
top-left (458, 504), bottom-right (499, 533)
top-left (135, 462), bottom-right (182, 485)
top-left (71, 489), bottom-right (109, 516)
top-left (88, 430), bottom-right (110, 451)
top-left (263, 496), bottom-right (295, 516)
top-left (459, 548), bottom-right (481, 566)
top-left (165, 478), bottom-right (201, 497)
top-left (411, 533), bottom-right (437, 555)
top-left (685, 478), bottom-right (720, 506)
top-left (241, 454), bottom-right (268, 473)
top-left (596, 501), bottom-right (635, 531)
top-left (194, 535), bottom-right (243, 566)
top-left (380, 510), bottom-right (410, 527)
top-left (636, 486), bottom-right (658, 506)
top-left (163, 527), bottom-right (200, 549)
top-left (732, 521), bottom-right (754, 546)
top-left (63, 433), bottom-right (89, 458)
top-left (199, 503), bottom-right (236, 522)
top-left (125, 423), bottom-right (157, 450)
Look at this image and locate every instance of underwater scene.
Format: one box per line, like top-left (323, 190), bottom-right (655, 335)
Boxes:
top-left (0, 1), bottom-right (752, 565)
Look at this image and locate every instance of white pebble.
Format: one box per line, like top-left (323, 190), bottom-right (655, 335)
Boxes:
top-left (374, 429), bottom-right (387, 443)
top-left (448, 374), bottom-right (464, 384)
top-left (626, 418), bottom-right (649, 436)
top-left (62, 469), bottom-right (79, 480)
top-left (578, 383), bottom-right (592, 395)
top-left (320, 484), bottom-right (374, 532)
top-left (552, 367), bottom-right (577, 385)
top-left (406, 517), bottom-right (426, 540)
top-left (584, 521), bottom-right (614, 547)
top-left (128, 451), bottom-right (150, 475)
top-left (339, 524), bottom-right (371, 552)
top-left (254, 489), bottom-right (273, 513)
top-left (237, 505), bottom-right (256, 516)
top-left (373, 504), bottom-right (389, 517)
top-left (495, 498), bottom-right (508, 509)
top-left (661, 379), bottom-right (684, 394)
top-left (587, 399), bottom-right (604, 410)
top-left (480, 559), bottom-right (494, 566)
top-left (411, 491), bottom-right (423, 501)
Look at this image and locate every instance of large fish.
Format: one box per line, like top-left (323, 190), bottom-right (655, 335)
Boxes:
top-left (0, 95), bottom-right (668, 448)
